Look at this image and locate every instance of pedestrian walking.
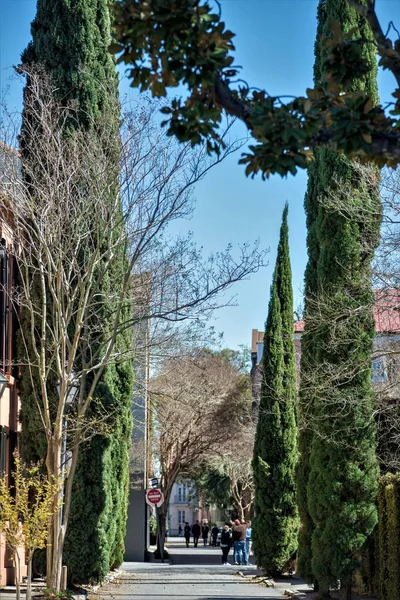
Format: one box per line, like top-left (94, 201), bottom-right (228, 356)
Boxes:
top-left (178, 524), bottom-right (182, 537)
top-left (211, 524), bottom-right (219, 546)
top-left (220, 525), bottom-right (232, 565)
top-left (192, 520), bottom-right (201, 547)
top-left (184, 522), bottom-right (191, 548)
top-left (202, 523), bottom-right (209, 546)
top-left (232, 519), bottom-right (248, 565)
top-left (246, 521), bottom-right (252, 563)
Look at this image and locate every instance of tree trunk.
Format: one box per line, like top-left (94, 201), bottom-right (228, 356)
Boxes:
top-left (26, 557), bottom-right (32, 600)
top-left (339, 578), bottom-right (352, 600)
top-left (46, 422), bottom-right (86, 592)
top-left (157, 507), bottom-right (167, 562)
top-left (46, 436), bottom-right (64, 592)
top-left (14, 551), bottom-right (21, 600)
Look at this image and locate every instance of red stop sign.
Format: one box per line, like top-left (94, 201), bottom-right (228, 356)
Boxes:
top-left (146, 488), bottom-right (163, 505)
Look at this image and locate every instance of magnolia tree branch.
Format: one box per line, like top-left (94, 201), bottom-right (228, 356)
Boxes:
top-left (112, 0), bottom-right (400, 176)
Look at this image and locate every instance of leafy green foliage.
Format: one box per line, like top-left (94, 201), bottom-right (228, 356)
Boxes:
top-left (112, 0), bottom-right (400, 177)
top-left (195, 469), bottom-right (232, 514)
top-left (297, 0), bottom-right (381, 591)
top-left (22, 0), bottom-right (119, 129)
top-left (296, 426), bottom-right (314, 583)
top-left (252, 205), bottom-right (299, 575)
top-left (64, 359), bottom-right (133, 583)
top-left (113, 0), bottom-right (236, 154)
top-left (0, 456), bottom-right (61, 600)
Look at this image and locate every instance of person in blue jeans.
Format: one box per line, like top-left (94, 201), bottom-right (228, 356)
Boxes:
top-left (232, 519), bottom-right (248, 565)
top-left (246, 521), bottom-right (252, 563)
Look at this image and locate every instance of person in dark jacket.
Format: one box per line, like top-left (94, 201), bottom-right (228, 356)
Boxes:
top-left (202, 523), bottom-right (209, 546)
top-left (232, 519), bottom-right (248, 565)
top-left (184, 522), bottom-right (191, 547)
top-left (220, 525), bottom-right (232, 565)
top-left (192, 520), bottom-right (201, 547)
top-left (211, 524), bottom-right (219, 546)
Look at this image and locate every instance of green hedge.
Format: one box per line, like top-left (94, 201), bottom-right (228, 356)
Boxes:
top-left (360, 474), bottom-right (400, 599)
top-left (377, 474), bottom-right (400, 600)
top-left (360, 525), bottom-right (379, 597)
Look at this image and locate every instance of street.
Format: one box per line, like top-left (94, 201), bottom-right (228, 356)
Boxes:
top-left (91, 538), bottom-right (309, 600)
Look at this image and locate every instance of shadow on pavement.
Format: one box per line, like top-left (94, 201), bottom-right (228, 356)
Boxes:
top-left (165, 539), bottom-right (257, 569)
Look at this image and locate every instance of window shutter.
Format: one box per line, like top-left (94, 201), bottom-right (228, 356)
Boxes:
top-left (0, 426), bottom-right (7, 474)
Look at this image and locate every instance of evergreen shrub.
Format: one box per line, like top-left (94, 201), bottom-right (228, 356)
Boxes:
top-left (298, 0), bottom-right (381, 592)
top-left (252, 205), bottom-right (299, 575)
top-left (378, 474), bottom-right (400, 600)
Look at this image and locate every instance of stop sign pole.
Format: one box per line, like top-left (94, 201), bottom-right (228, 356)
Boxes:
top-left (145, 488), bottom-right (165, 562)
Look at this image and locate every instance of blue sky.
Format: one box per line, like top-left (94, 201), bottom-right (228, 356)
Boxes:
top-left (0, 0), bottom-right (396, 350)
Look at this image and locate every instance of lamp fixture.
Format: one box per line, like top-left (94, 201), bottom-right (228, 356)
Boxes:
top-left (56, 373), bottom-right (80, 408)
top-left (0, 372), bottom-right (8, 400)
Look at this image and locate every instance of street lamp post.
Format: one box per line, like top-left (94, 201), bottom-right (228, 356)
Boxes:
top-left (55, 374), bottom-right (80, 591)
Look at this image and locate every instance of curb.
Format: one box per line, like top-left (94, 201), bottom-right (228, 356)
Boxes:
top-left (87, 569), bottom-right (124, 595)
top-left (283, 590), bottom-right (307, 599)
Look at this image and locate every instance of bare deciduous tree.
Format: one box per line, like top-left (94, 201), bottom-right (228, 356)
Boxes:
top-left (0, 71), bottom-right (267, 590)
top-left (204, 422), bottom-right (255, 521)
top-left (149, 350), bottom-right (250, 554)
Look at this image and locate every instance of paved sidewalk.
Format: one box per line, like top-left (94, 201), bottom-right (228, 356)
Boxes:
top-left (91, 568), bottom-right (298, 600)
top-left (90, 538), bottom-right (307, 600)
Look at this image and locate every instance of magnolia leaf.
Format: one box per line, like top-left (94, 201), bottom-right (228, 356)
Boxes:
top-left (364, 98), bottom-right (374, 114)
top-left (362, 133), bottom-right (372, 144)
top-left (304, 99), bottom-right (313, 114)
top-left (108, 43), bottom-right (124, 55)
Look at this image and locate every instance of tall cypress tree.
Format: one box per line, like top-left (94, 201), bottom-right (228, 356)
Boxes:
top-left (19, 0), bottom-right (133, 583)
top-left (296, 7), bottom-right (328, 580)
top-left (252, 204), bottom-right (299, 575)
top-left (298, 1), bottom-right (381, 597)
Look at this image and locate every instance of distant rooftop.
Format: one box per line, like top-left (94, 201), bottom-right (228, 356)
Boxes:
top-left (252, 289), bottom-right (400, 352)
top-left (0, 140), bottom-right (20, 186)
top-left (373, 289), bottom-right (400, 333)
top-left (294, 320), bottom-right (305, 333)
top-left (0, 141), bottom-right (19, 157)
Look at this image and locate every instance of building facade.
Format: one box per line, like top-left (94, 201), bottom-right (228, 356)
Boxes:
top-left (252, 292), bottom-right (400, 394)
top-left (0, 210), bottom-right (27, 584)
top-left (167, 481), bottom-right (201, 535)
top-left (167, 480), bottom-right (228, 535)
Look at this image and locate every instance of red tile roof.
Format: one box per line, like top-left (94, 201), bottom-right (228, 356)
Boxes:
top-left (0, 140), bottom-right (19, 157)
top-left (294, 320), bottom-right (305, 333)
top-left (373, 289), bottom-right (400, 333)
top-left (292, 290), bottom-right (400, 335)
